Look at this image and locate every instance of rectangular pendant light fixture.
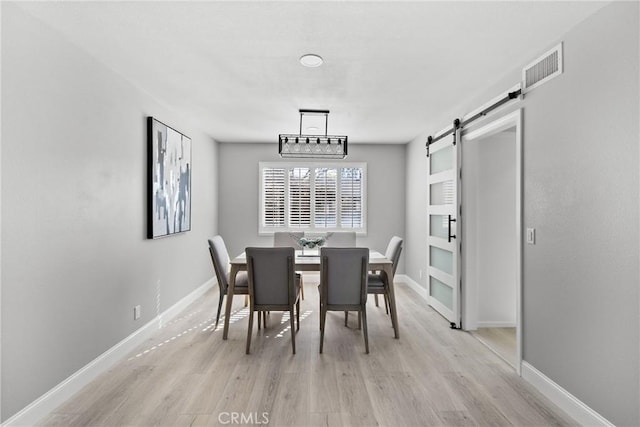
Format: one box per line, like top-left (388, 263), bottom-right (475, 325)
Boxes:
top-left (279, 109), bottom-right (348, 159)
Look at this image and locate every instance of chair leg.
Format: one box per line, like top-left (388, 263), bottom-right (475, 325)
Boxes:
top-left (300, 275), bottom-right (305, 300)
top-left (320, 308), bottom-right (327, 354)
top-left (289, 308), bottom-right (296, 354)
top-left (214, 293), bottom-right (224, 330)
top-left (244, 295), bottom-right (249, 307)
top-left (296, 300), bottom-right (300, 331)
top-left (258, 310), bottom-right (261, 330)
top-left (344, 311), bottom-right (348, 327)
top-left (384, 294), bottom-right (389, 315)
top-left (246, 309), bottom-right (254, 354)
top-left (357, 311), bottom-right (362, 330)
top-left (361, 307), bottom-right (369, 354)
top-left (387, 289), bottom-right (399, 338)
top-left (263, 311), bottom-right (267, 328)
top-left (374, 294), bottom-right (379, 307)
top-left (318, 285), bottom-right (322, 330)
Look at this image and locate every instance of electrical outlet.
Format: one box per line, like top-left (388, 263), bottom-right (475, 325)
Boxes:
top-left (134, 305), bottom-right (141, 320)
top-left (527, 228), bottom-right (535, 245)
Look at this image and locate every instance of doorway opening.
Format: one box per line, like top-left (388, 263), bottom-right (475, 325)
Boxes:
top-left (461, 110), bottom-right (522, 374)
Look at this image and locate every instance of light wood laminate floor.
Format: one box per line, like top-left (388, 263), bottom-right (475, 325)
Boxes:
top-left (40, 276), bottom-right (575, 426)
top-left (471, 328), bottom-right (517, 370)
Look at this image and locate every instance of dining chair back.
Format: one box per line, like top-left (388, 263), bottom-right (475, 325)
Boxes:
top-left (208, 236), bottom-right (249, 329)
top-left (369, 236), bottom-right (403, 337)
top-left (319, 247), bottom-right (369, 353)
top-left (324, 231), bottom-right (356, 248)
top-left (385, 235), bottom-right (403, 277)
top-left (245, 247), bottom-right (300, 354)
top-left (273, 231), bottom-right (305, 299)
top-left (273, 232), bottom-right (303, 249)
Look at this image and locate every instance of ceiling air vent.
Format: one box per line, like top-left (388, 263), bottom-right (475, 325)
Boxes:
top-left (522, 42), bottom-right (563, 93)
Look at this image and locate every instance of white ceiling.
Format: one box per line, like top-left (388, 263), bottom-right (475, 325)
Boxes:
top-left (16, 1), bottom-right (608, 144)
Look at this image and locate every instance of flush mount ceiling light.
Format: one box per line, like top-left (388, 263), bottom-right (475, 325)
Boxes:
top-left (279, 109), bottom-right (348, 159)
top-left (299, 54), bottom-right (323, 67)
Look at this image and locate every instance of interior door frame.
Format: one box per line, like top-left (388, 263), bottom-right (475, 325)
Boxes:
top-left (461, 109), bottom-right (523, 375)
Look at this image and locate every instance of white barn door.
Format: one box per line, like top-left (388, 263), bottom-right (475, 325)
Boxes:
top-left (427, 130), bottom-right (462, 328)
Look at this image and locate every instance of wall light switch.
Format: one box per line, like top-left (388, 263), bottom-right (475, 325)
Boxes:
top-left (526, 228), bottom-right (535, 245)
top-left (134, 305), bottom-right (141, 320)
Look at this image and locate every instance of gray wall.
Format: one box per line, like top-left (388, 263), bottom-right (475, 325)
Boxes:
top-left (405, 2), bottom-right (639, 425)
top-left (218, 143), bottom-right (406, 272)
top-left (404, 131), bottom-right (428, 287)
top-left (1, 4), bottom-right (219, 421)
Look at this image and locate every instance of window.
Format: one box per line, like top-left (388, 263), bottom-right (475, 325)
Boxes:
top-left (259, 162), bottom-right (366, 234)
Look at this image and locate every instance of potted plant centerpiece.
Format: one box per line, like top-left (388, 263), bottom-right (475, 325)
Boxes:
top-left (297, 234), bottom-right (326, 256)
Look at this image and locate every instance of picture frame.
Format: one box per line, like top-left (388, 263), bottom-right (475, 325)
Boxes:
top-left (147, 117), bottom-right (192, 239)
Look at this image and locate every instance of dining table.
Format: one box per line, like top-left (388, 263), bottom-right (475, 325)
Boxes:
top-left (221, 249), bottom-right (400, 340)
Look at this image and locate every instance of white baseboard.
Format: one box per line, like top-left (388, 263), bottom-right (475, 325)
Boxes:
top-left (3, 278), bottom-right (215, 427)
top-left (396, 274), bottom-right (428, 301)
top-left (476, 321), bottom-right (516, 328)
top-left (521, 361), bottom-right (614, 427)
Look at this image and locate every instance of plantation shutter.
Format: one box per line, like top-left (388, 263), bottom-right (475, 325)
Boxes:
top-left (262, 168), bottom-right (285, 227)
top-left (314, 168), bottom-right (338, 228)
top-left (340, 167), bottom-right (363, 228)
top-left (259, 162), bottom-right (366, 233)
top-left (289, 167), bottom-right (311, 227)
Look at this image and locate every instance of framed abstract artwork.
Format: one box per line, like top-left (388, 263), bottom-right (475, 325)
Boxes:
top-left (147, 117), bottom-right (191, 239)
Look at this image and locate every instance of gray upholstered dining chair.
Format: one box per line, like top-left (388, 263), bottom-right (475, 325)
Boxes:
top-left (208, 236), bottom-right (250, 330)
top-left (245, 247), bottom-right (301, 354)
top-left (324, 231), bottom-right (356, 247)
top-left (319, 247), bottom-right (370, 354)
top-left (273, 232), bottom-right (305, 300)
top-left (369, 236), bottom-right (403, 337)
top-left (273, 231), bottom-right (303, 249)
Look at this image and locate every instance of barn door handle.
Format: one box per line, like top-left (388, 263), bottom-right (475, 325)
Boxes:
top-left (448, 215), bottom-right (457, 242)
